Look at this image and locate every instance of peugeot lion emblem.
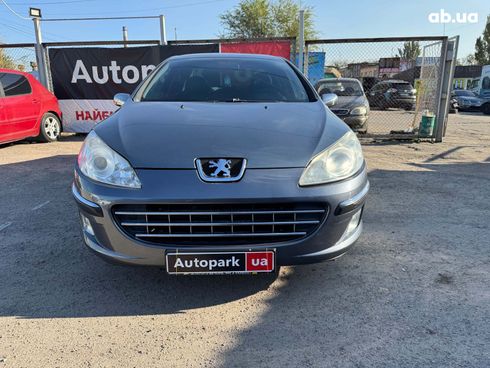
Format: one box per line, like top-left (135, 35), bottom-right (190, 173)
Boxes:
top-left (196, 158), bottom-right (247, 182)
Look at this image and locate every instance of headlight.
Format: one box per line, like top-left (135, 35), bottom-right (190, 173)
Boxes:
top-left (350, 106), bottom-right (367, 115)
top-left (77, 131), bottom-right (141, 188)
top-left (299, 131), bottom-right (364, 186)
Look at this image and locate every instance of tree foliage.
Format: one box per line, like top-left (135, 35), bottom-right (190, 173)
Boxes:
top-left (219, 0), bottom-right (317, 40)
top-left (397, 41), bottom-right (421, 61)
top-left (0, 48), bottom-right (16, 69)
top-left (457, 54), bottom-right (478, 66)
top-left (474, 15), bottom-right (490, 65)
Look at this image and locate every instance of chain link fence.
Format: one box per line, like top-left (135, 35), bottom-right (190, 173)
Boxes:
top-left (1, 36), bottom-right (455, 141)
top-left (305, 37), bottom-right (451, 140)
top-left (0, 43), bottom-right (37, 74)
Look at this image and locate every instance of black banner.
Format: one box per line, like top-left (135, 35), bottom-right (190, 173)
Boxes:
top-left (48, 44), bottom-right (219, 100)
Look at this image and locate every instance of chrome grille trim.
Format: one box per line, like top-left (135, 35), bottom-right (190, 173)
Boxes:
top-left (331, 109), bottom-right (349, 116)
top-left (112, 203), bottom-right (327, 246)
top-left (121, 220), bottom-right (320, 227)
top-left (135, 232), bottom-right (307, 238)
top-left (114, 209), bottom-right (325, 216)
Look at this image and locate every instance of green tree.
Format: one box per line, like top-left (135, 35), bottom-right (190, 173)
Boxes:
top-left (271, 0), bottom-right (317, 40)
top-left (0, 48), bottom-right (15, 69)
top-left (219, 0), bottom-right (317, 40)
top-left (457, 53), bottom-right (478, 66)
top-left (474, 15), bottom-right (490, 65)
top-left (219, 0), bottom-right (273, 38)
top-left (397, 41), bottom-right (421, 61)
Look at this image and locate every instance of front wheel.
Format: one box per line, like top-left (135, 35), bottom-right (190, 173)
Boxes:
top-left (482, 103), bottom-right (490, 115)
top-left (37, 113), bottom-right (61, 142)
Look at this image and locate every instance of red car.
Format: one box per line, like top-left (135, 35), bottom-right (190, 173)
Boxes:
top-left (0, 68), bottom-right (62, 144)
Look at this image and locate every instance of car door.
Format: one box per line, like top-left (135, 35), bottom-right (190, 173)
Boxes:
top-left (0, 72), bottom-right (40, 139)
top-left (0, 82), bottom-right (7, 140)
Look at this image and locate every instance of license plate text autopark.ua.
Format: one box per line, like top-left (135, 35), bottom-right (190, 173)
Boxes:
top-left (166, 251), bottom-right (275, 275)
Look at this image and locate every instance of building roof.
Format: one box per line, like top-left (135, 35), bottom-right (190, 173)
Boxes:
top-left (454, 65), bottom-right (482, 78)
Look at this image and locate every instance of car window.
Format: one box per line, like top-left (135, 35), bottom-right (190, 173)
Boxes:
top-left (140, 58), bottom-right (313, 103)
top-left (317, 80), bottom-right (363, 97)
top-left (392, 82), bottom-right (413, 91)
top-left (454, 90), bottom-right (477, 97)
top-left (0, 73), bottom-right (31, 96)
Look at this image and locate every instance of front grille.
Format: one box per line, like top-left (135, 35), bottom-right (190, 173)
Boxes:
top-left (112, 203), bottom-right (327, 246)
top-left (331, 109), bottom-right (349, 116)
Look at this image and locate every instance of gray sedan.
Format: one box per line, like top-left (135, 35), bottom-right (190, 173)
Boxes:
top-left (315, 78), bottom-right (370, 133)
top-left (72, 53), bottom-right (369, 275)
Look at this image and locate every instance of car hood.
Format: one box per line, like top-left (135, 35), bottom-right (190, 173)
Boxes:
top-left (331, 95), bottom-right (367, 109)
top-left (95, 101), bottom-right (332, 169)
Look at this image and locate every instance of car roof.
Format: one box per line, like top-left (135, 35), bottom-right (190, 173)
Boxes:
top-left (316, 77), bottom-right (361, 84)
top-left (0, 68), bottom-right (32, 77)
top-left (167, 53), bottom-right (286, 62)
top-left (379, 79), bottom-right (410, 84)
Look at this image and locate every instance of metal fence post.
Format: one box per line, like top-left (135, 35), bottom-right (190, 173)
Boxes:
top-left (298, 10), bottom-right (304, 72)
top-left (304, 42), bottom-right (309, 77)
top-left (434, 36), bottom-right (456, 142)
top-left (443, 36), bottom-right (459, 137)
top-left (159, 15), bottom-right (167, 45)
top-left (122, 26), bottom-right (128, 48)
top-left (32, 17), bottom-right (49, 88)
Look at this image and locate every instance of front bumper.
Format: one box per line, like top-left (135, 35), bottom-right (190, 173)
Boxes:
top-left (389, 97), bottom-right (416, 107)
top-left (73, 166), bottom-right (369, 267)
top-left (341, 116), bottom-right (368, 130)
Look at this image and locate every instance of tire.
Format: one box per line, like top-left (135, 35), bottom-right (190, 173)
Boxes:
top-left (357, 121), bottom-right (368, 134)
top-left (482, 103), bottom-right (490, 115)
top-left (37, 113), bottom-right (61, 142)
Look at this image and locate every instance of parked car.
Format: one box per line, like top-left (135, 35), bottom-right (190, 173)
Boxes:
top-left (367, 80), bottom-right (416, 110)
top-left (451, 90), bottom-right (484, 111)
top-left (73, 53), bottom-right (369, 274)
top-left (315, 78), bottom-right (369, 133)
top-left (0, 69), bottom-right (62, 144)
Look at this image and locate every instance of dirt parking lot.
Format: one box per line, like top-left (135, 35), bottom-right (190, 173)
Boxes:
top-left (0, 113), bottom-right (489, 367)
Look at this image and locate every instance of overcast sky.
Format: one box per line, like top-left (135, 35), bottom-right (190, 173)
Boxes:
top-left (0, 0), bottom-right (488, 60)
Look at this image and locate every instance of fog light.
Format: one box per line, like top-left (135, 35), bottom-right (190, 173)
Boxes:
top-left (81, 214), bottom-right (95, 236)
top-left (340, 209), bottom-right (362, 242)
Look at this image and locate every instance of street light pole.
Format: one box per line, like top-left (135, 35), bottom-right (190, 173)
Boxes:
top-left (32, 15), bottom-right (49, 88)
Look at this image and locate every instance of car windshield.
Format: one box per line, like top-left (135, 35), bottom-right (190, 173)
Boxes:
top-left (454, 90), bottom-right (477, 97)
top-left (140, 58), bottom-right (312, 103)
top-left (392, 83), bottom-right (413, 91)
top-left (317, 80), bottom-right (363, 96)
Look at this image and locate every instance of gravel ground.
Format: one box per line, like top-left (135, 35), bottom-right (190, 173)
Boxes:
top-left (0, 113), bottom-right (489, 367)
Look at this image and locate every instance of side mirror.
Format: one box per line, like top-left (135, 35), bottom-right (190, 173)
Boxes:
top-left (113, 93), bottom-right (130, 107)
top-left (321, 93), bottom-right (338, 107)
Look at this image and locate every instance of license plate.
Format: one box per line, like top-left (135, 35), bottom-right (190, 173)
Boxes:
top-left (166, 251), bottom-right (275, 275)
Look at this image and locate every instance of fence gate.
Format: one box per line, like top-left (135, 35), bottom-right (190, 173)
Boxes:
top-left (305, 36), bottom-right (458, 142)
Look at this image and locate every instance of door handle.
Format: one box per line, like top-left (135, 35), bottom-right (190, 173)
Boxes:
top-left (32, 98), bottom-right (40, 103)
